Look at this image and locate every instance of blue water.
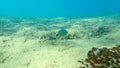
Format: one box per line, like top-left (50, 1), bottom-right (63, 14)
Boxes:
top-left (0, 0), bottom-right (120, 17)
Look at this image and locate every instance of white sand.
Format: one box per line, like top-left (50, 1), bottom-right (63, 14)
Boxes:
top-left (0, 37), bottom-right (105, 68)
top-left (0, 16), bottom-right (120, 68)
top-left (0, 38), bottom-right (117, 68)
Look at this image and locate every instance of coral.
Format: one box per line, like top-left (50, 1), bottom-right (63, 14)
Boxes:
top-left (78, 45), bottom-right (120, 68)
top-left (90, 46), bottom-right (120, 67)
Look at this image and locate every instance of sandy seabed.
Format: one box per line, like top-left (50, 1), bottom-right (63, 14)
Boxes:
top-left (0, 15), bottom-right (120, 68)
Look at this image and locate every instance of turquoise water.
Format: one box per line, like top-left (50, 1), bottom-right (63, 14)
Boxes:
top-left (0, 0), bottom-right (120, 17)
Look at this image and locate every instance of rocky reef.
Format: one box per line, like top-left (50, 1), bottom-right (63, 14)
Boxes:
top-left (78, 45), bottom-right (120, 68)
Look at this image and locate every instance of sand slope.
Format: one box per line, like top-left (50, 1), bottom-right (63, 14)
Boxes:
top-left (0, 15), bottom-right (120, 68)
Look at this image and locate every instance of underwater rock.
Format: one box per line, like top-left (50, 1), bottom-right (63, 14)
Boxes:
top-left (78, 45), bottom-right (120, 68)
top-left (56, 28), bottom-right (68, 39)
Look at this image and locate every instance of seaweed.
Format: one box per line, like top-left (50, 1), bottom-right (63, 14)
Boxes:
top-left (0, 18), bottom-right (19, 36)
top-left (91, 26), bottom-right (110, 37)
